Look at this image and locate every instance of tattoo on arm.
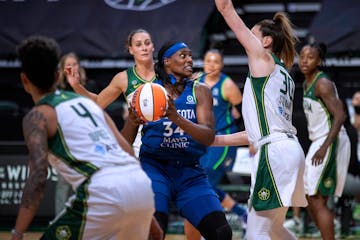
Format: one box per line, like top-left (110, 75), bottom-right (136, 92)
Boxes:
top-left (21, 109), bottom-right (49, 209)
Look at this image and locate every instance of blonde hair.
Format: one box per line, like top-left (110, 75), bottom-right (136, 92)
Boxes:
top-left (58, 52), bottom-right (87, 89)
top-left (257, 12), bottom-right (298, 69)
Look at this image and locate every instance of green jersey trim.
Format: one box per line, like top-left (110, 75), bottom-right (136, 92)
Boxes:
top-left (250, 75), bottom-right (270, 137)
top-left (316, 137), bottom-right (338, 196)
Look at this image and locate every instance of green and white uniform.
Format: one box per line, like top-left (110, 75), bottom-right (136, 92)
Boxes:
top-left (41, 90), bottom-right (154, 240)
top-left (303, 71), bottom-right (350, 196)
top-left (124, 66), bottom-right (156, 157)
top-left (242, 54), bottom-right (307, 211)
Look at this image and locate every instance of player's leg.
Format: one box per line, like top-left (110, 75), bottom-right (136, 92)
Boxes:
top-left (178, 168), bottom-right (232, 240)
top-left (246, 207), bottom-right (296, 240)
top-left (182, 195), bottom-right (232, 240)
top-left (141, 160), bottom-right (171, 237)
top-left (307, 194), bottom-right (335, 240)
top-left (184, 220), bottom-right (202, 240)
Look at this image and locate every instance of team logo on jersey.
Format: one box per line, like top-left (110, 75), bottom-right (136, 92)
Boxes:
top-left (186, 95), bottom-right (195, 104)
top-left (104, 0), bottom-right (176, 11)
top-left (324, 177), bottom-right (334, 188)
top-left (212, 88), bottom-right (219, 96)
top-left (258, 187), bottom-right (270, 201)
top-left (94, 144), bottom-right (106, 155)
top-left (55, 225), bottom-right (72, 240)
top-left (303, 99), bottom-right (313, 112)
top-left (131, 80), bottom-right (138, 86)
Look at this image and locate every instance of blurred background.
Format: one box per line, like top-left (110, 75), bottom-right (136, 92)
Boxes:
top-left (0, 0), bottom-right (359, 235)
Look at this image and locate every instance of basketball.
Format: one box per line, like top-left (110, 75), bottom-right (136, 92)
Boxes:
top-left (132, 82), bottom-right (168, 122)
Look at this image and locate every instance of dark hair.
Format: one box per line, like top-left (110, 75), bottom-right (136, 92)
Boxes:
top-left (16, 35), bottom-right (60, 90)
top-left (125, 28), bottom-right (151, 51)
top-left (204, 48), bottom-right (224, 62)
top-left (155, 41), bottom-right (177, 85)
top-left (256, 12), bottom-right (298, 69)
top-left (309, 42), bottom-right (327, 62)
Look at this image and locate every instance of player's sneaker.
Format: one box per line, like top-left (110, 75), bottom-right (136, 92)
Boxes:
top-left (284, 217), bottom-right (304, 234)
top-left (225, 212), bottom-right (244, 240)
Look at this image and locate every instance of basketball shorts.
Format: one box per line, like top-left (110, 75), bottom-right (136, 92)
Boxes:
top-left (42, 164), bottom-right (154, 240)
top-left (251, 133), bottom-right (308, 211)
top-left (304, 130), bottom-right (350, 197)
top-left (141, 158), bottom-right (223, 227)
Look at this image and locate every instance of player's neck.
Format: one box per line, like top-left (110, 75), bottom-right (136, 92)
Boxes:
top-left (135, 63), bottom-right (155, 81)
top-left (205, 73), bottom-right (220, 87)
top-left (305, 70), bottom-right (320, 83)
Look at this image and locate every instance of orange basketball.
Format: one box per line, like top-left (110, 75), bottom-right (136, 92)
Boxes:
top-left (132, 82), bottom-right (168, 122)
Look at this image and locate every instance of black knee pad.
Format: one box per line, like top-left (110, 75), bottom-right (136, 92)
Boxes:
top-left (154, 211), bottom-right (168, 236)
top-left (197, 211), bottom-right (232, 240)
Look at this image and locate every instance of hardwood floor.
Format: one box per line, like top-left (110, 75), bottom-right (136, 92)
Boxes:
top-left (0, 232), bottom-right (356, 240)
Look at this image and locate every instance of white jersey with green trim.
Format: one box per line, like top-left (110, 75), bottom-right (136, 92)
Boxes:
top-left (242, 56), bottom-right (297, 144)
top-left (303, 71), bottom-right (345, 141)
top-left (40, 90), bottom-right (139, 190)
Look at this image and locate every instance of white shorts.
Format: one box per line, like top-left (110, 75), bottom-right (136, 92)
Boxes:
top-left (47, 164), bottom-right (155, 240)
top-left (250, 133), bottom-right (308, 211)
top-left (304, 130), bottom-right (350, 197)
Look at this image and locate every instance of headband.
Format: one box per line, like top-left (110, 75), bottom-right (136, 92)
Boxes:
top-left (162, 42), bottom-right (188, 62)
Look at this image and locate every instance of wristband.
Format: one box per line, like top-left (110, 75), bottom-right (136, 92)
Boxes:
top-left (11, 228), bottom-right (23, 239)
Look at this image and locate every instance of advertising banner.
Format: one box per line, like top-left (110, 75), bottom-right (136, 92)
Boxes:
top-left (0, 154), bottom-right (57, 217)
top-left (0, 0), bottom-right (214, 59)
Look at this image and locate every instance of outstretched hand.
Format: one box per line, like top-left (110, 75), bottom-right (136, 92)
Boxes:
top-left (64, 66), bottom-right (80, 88)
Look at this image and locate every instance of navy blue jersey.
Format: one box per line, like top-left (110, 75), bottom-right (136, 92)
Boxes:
top-left (140, 79), bottom-right (206, 164)
top-left (199, 73), bottom-right (237, 134)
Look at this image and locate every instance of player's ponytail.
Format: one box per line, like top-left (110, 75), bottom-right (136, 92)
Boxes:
top-left (257, 12), bottom-right (298, 70)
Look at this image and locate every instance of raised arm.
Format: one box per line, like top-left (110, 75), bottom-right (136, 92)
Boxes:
top-left (65, 66), bottom-right (98, 101)
top-left (215, 0), bottom-right (274, 76)
top-left (66, 67), bottom-right (127, 109)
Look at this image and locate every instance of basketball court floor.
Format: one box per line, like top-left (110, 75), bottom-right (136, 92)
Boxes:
top-left (0, 232), bottom-right (357, 240)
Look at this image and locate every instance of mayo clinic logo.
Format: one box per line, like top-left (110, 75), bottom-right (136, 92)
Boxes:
top-left (104, 0), bottom-right (176, 11)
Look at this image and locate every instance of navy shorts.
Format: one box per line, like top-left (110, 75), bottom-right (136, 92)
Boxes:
top-left (141, 158), bottom-right (223, 227)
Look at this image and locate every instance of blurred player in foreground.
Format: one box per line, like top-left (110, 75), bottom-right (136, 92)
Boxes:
top-left (11, 35), bottom-right (161, 240)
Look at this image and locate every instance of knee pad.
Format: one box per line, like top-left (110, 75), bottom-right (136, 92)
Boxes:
top-left (154, 211), bottom-right (168, 235)
top-left (197, 211), bottom-right (232, 240)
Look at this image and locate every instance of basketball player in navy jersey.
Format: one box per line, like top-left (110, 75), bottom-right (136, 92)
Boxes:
top-left (184, 49), bottom-right (246, 240)
top-left (122, 42), bottom-right (232, 240)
